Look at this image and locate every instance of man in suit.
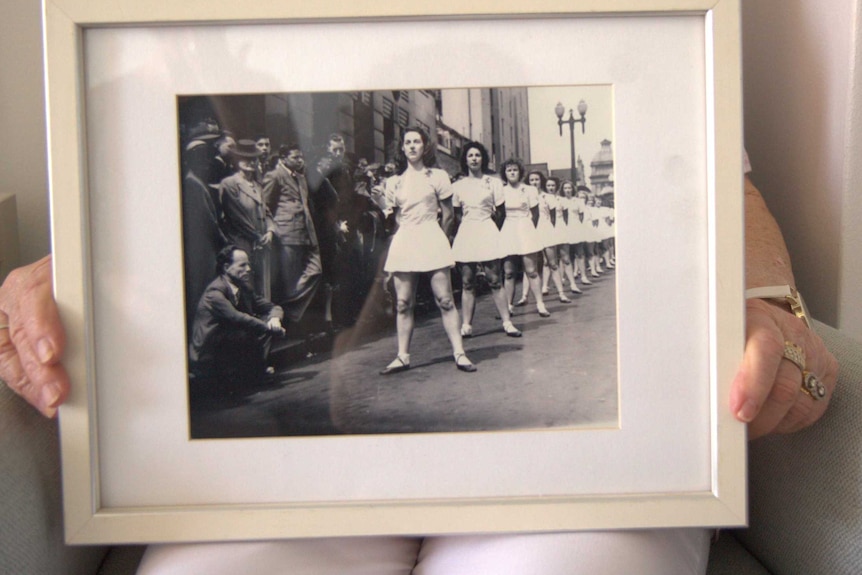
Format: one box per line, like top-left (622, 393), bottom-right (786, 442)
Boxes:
top-left (252, 134), bottom-right (272, 185)
top-left (263, 144), bottom-right (321, 324)
top-left (189, 246), bottom-right (285, 389)
top-left (219, 140), bottom-right (275, 299)
top-left (181, 139), bottom-right (227, 335)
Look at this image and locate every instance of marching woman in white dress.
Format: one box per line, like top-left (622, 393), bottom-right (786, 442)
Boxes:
top-left (570, 188), bottom-right (593, 284)
top-left (515, 172), bottom-right (571, 306)
top-left (451, 142), bottom-right (523, 338)
top-left (379, 127), bottom-right (477, 375)
top-left (556, 179), bottom-right (583, 294)
top-left (499, 159), bottom-right (551, 318)
top-left (597, 196), bottom-right (616, 269)
top-left (538, 176), bottom-right (573, 302)
top-left (584, 195), bottom-right (604, 277)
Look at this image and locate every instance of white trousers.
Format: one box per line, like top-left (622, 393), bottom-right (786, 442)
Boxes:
top-left (137, 529), bottom-right (710, 575)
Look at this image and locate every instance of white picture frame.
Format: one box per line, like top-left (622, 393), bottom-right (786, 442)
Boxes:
top-left (44, 0), bottom-right (746, 544)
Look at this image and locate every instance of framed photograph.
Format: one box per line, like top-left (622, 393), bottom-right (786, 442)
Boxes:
top-left (45, 0), bottom-right (746, 544)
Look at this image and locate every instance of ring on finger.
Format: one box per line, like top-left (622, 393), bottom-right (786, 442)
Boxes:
top-left (783, 341), bottom-right (826, 401)
top-left (782, 341), bottom-right (806, 372)
top-left (801, 371), bottom-right (827, 401)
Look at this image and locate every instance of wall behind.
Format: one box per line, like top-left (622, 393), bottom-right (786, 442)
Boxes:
top-left (742, 0), bottom-right (862, 340)
top-left (0, 0), bottom-right (50, 265)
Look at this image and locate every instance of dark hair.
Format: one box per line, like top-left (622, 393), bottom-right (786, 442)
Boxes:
top-left (216, 244), bottom-right (244, 275)
top-left (500, 158), bottom-right (526, 183)
top-left (278, 143), bottom-right (303, 158)
top-left (395, 125), bottom-right (436, 173)
top-left (458, 141), bottom-right (493, 176)
top-left (546, 176), bottom-right (561, 193)
top-left (327, 133), bottom-right (345, 145)
top-left (525, 170), bottom-right (547, 190)
top-left (253, 134), bottom-right (270, 143)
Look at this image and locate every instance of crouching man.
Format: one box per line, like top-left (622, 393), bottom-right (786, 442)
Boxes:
top-left (189, 245), bottom-right (286, 390)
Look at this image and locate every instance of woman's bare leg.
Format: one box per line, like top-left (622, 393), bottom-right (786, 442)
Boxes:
top-left (522, 253), bottom-right (548, 316)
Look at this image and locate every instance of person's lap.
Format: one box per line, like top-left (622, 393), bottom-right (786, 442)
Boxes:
top-left (138, 529), bottom-right (710, 575)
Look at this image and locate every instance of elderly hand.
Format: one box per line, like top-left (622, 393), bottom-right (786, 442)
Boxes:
top-left (731, 298), bottom-right (838, 439)
top-left (0, 255), bottom-right (70, 417)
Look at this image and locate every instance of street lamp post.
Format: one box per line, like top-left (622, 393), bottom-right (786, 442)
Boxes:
top-left (555, 100), bottom-right (587, 185)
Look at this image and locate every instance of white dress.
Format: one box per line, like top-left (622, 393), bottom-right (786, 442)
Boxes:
top-left (536, 192), bottom-right (558, 249)
top-left (568, 196), bottom-right (589, 244)
top-left (547, 194), bottom-right (571, 247)
top-left (499, 184), bottom-right (544, 256)
top-left (383, 168), bottom-right (455, 273)
top-left (451, 174), bottom-right (506, 263)
top-left (583, 205), bottom-right (601, 243)
top-left (601, 205), bottom-right (616, 240)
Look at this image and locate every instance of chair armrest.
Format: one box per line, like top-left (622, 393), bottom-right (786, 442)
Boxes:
top-left (0, 383), bottom-right (109, 574)
top-left (734, 320), bottom-right (862, 574)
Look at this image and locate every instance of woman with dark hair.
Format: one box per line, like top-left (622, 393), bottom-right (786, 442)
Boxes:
top-left (451, 142), bottom-right (522, 338)
top-left (571, 187), bottom-right (593, 285)
top-left (538, 175), bottom-right (572, 302)
top-left (584, 194), bottom-right (604, 277)
top-left (499, 159), bottom-right (550, 318)
top-left (543, 178), bottom-right (582, 294)
top-left (597, 196), bottom-right (616, 269)
top-left (379, 126), bottom-right (477, 375)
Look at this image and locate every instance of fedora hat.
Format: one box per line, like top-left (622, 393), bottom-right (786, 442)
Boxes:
top-left (231, 139), bottom-right (263, 159)
top-left (186, 119), bottom-right (220, 141)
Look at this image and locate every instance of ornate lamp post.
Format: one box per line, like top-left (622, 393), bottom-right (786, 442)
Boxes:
top-left (555, 100), bottom-right (587, 185)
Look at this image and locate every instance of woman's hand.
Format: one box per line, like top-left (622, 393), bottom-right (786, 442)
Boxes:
top-left (0, 255), bottom-right (70, 417)
top-left (731, 298), bottom-right (838, 439)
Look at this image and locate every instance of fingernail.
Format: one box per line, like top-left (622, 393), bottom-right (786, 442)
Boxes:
top-left (736, 400), bottom-right (758, 423)
top-left (40, 381), bottom-right (62, 410)
top-left (36, 338), bottom-right (55, 363)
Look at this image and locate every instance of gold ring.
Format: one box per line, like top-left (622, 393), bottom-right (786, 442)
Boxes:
top-left (0, 324), bottom-right (9, 330)
top-left (782, 341), bottom-right (806, 372)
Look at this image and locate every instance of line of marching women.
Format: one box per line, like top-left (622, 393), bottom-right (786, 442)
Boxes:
top-left (513, 171), bottom-right (615, 308)
top-left (378, 128), bottom-right (615, 376)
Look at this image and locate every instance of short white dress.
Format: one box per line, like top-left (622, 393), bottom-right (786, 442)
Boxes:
top-left (583, 205), bottom-right (602, 243)
top-left (547, 194), bottom-right (571, 247)
top-left (499, 184), bottom-right (544, 256)
top-left (601, 205), bottom-right (616, 240)
top-left (536, 193), bottom-right (558, 249)
top-left (383, 168), bottom-right (455, 273)
top-left (568, 196), bottom-right (589, 244)
top-left (451, 174), bottom-right (506, 263)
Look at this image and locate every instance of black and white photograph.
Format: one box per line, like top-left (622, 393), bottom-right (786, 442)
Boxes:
top-left (47, 5), bottom-right (747, 541)
top-left (179, 85), bottom-right (617, 439)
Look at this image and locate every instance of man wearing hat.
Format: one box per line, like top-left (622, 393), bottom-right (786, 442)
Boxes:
top-left (181, 138), bottom-right (228, 334)
top-left (219, 139), bottom-right (275, 299)
top-left (263, 143), bottom-right (321, 325)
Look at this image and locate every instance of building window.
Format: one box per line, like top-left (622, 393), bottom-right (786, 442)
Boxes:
top-left (382, 97), bottom-right (394, 117)
top-left (398, 108), bottom-right (409, 128)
